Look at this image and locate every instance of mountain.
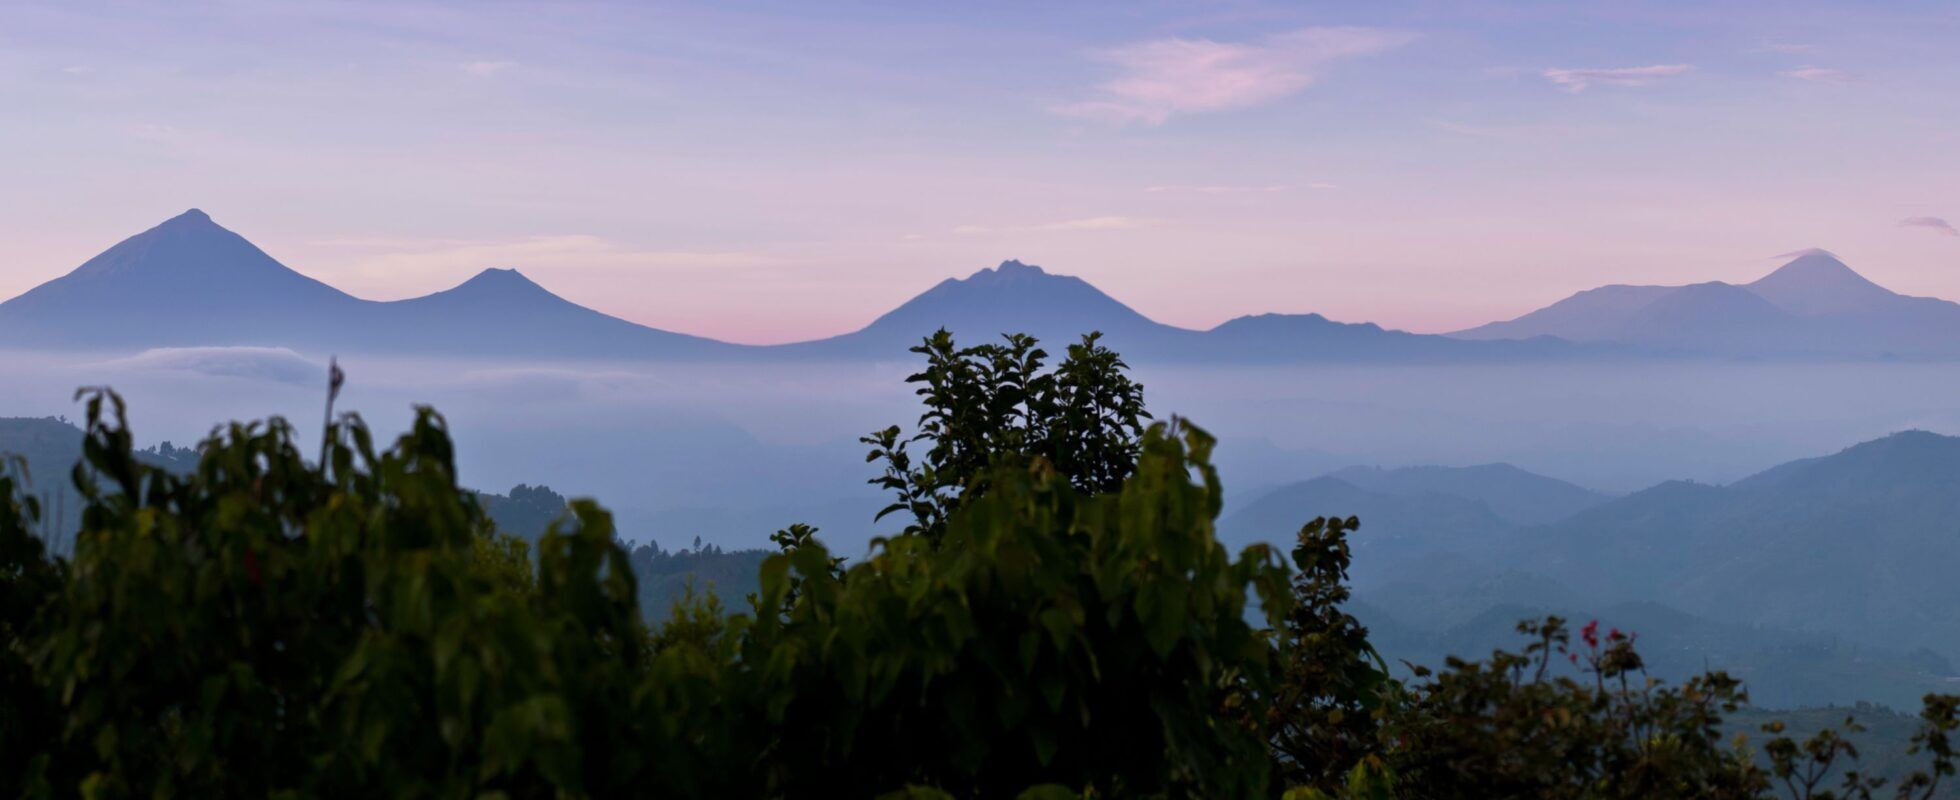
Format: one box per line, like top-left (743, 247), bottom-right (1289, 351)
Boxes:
top-left (1745, 250), bottom-right (1901, 316)
top-left (0, 210), bottom-right (362, 349)
top-left (379, 268), bottom-right (738, 358)
top-left (1324, 463), bottom-right (1610, 525)
top-left (780, 258), bottom-right (1595, 362)
top-left (1515, 430), bottom-right (1960, 663)
top-left (1453, 250), bottom-right (1960, 358)
top-left (0, 210), bottom-right (737, 359)
top-left (777, 259), bottom-right (1199, 357)
top-left (0, 209), bottom-right (1766, 363)
top-left (1220, 462), bottom-right (1608, 587)
top-left (1208, 439), bottom-right (1960, 708)
top-left (1219, 475), bottom-right (1518, 589)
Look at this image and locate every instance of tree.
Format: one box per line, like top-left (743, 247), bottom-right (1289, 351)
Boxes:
top-left (864, 330), bottom-right (1148, 540)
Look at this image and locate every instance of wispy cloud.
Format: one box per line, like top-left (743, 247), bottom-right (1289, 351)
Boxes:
top-left (1055, 27), bottom-right (1414, 125)
top-left (1901, 216), bottom-right (1958, 237)
top-left (1780, 66), bottom-right (1851, 84)
top-left (1542, 64), bottom-right (1692, 93)
top-left (462, 60), bottom-right (517, 77)
top-left (1145, 184), bottom-right (1292, 194)
top-left (1426, 119), bottom-right (1585, 140)
top-left (1036, 216), bottom-right (1147, 231)
top-left (953, 216), bottom-right (1156, 235)
top-left (127, 123), bottom-right (182, 141)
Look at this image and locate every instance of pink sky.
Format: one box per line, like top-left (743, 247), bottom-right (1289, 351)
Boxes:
top-left (1, 1), bottom-right (1956, 344)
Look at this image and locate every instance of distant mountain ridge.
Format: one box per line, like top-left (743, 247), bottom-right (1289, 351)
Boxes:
top-left (0, 209), bottom-right (1596, 363)
top-left (1454, 249), bottom-right (1960, 357)
top-left (10, 211), bottom-right (1957, 361)
top-left (1217, 438), bottom-right (1960, 708)
top-left (1515, 429), bottom-right (1960, 662)
top-left (0, 210), bottom-right (735, 358)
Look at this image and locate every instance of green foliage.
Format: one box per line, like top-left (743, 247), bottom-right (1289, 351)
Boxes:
top-left (1269, 516), bottom-right (1400, 792)
top-left (1306, 616), bottom-right (1960, 800)
top-left (6, 389), bottom-right (653, 796)
top-left (865, 330), bottom-right (1148, 539)
top-left (734, 422), bottom-right (1293, 796)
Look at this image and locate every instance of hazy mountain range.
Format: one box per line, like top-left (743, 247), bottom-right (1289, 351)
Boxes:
top-left (1452, 249), bottom-right (1960, 358)
top-left (16, 209), bottom-right (1953, 362)
top-left (1218, 430), bottom-right (1960, 708)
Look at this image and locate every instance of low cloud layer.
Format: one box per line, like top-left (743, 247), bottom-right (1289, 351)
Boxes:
top-left (105, 347), bottom-right (323, 385)
top-left (1056, 27), bottom-right (1414, 125)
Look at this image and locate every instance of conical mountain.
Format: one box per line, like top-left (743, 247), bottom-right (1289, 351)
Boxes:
top-left (855, 259), bottom-right (1177, 346)
top-left (1744, 249), bottom-right (1900, 315)
top-left (0, 209), bottom-right (363, 347)
top-left (780, 259), bottom-right (1199, 357)
top-left (0, 209), bottom-right (735, 358)
top-left (1452, 250), bottom-right (1960, 357)
top-left (381, 268), bottom-right (738, 358)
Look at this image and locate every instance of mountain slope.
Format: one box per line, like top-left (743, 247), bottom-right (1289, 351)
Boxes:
top-left (0, 210), bottom-right (364, 348)
top-left (1452, 284), bottom-right (1679, 343)
top-left (373, 268), bottom-right (739, 358)
top-left (0, 211), bottom-right (737, 359)
top-left (779, 259), bottom-right (1600, 362)
top-left (776, 260), bottom-right (1200, 358)
top-left (1516, 430), bottom-right (1960, 661)
top-left (1219, 476), bottom-right (1517, 588)
top-left (1453, 250), bottom-right (1960, 357)
top-left (1325, 463), bottom-right (1611, 525)
top-left (0, 209), bottom-right (1723, 362)
top-left (1746, 250), bottom-right (1901, 315)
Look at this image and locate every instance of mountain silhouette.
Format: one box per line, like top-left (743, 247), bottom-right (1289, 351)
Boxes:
top-left (0, 210), bottom-right (362, 348)
top-left (383, 267), bottom-right (737, 358)
top-left (781, 259), bottom-right (1590, 361)
top-left (0, 210), bottom-right (734, 358)
top-left (0, 210), bottom-right (1655, 362)
top-left (1745, 250), bottom-right (1901, 315)
top-left (778, 259), bottom-right (1199, 357)
top-left (1453, 250), bottom-right (1960, 357)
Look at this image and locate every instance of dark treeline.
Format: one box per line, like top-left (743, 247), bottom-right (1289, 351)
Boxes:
top-left (2, 333), bottom-right (1957, 798)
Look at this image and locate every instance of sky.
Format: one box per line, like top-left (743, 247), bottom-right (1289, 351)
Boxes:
top-left (1, 0), bottom-right (1958, 344)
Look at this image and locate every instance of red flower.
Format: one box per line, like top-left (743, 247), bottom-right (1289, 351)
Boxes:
top-left (1581, 619), bottom-right (1600, 649)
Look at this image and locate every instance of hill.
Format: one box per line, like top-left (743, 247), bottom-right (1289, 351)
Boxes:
top-left (1516, 430), bottom-right (1960, 664)
top-left (1324, 462), bottom-right (1610, 525)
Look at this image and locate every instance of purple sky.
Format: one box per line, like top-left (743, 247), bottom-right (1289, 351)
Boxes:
top-left (2, 1), bottom-right (1958, 343)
